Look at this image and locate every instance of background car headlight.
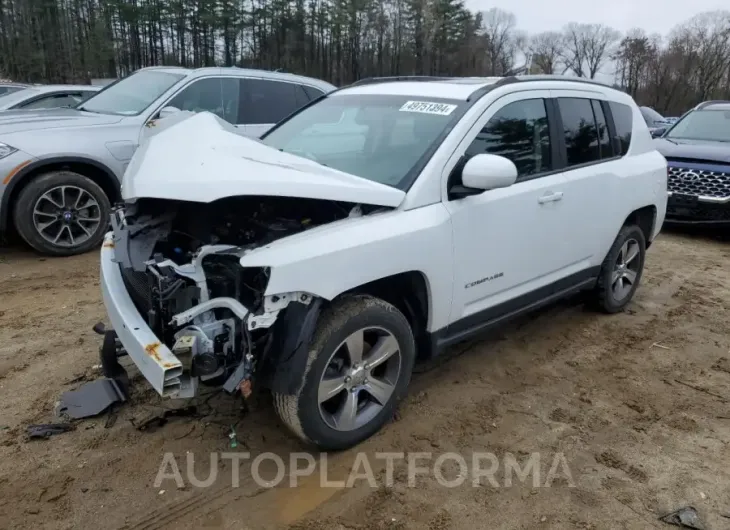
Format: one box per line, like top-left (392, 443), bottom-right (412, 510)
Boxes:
top-left (0, 143), bottom-right (18, 160)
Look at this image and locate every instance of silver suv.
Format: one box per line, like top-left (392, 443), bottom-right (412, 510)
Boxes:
top-left (0, 67), bottom-right (335, 256)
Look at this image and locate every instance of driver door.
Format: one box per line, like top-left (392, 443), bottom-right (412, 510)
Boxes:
top-left (445, 92), bottom-right (585, 330)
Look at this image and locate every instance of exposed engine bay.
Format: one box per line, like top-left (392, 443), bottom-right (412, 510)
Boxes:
top-left (106, 195), bottom-right (378, 398)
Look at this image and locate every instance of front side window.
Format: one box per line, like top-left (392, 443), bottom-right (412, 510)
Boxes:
top-left (167, 77), bottom-right (239, 123)
top-left (558, 97), bottom-right (600, 166)
top-left (465, 98), bottom-right (551, 179)
top-left (239, 79), bottom-right (309, 125)
top-left (261, 94), bottom-right (464, 190)
top-left (79, 70), bottom-right (185, 116)
top-left (665, 108), bottom-right (730, 142)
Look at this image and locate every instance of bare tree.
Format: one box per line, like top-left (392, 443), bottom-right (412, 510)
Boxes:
top-left (528, 31), bottom-right (564, 74)
top-left (478, 8), bottom-right (518, 75)
top-left (561, 22), bottom-right (620, 78)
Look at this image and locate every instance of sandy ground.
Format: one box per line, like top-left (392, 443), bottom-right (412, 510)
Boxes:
top-left (1, 228), bottom-right (729, 530)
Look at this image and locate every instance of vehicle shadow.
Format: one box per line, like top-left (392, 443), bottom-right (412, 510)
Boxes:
top-left (661, 222), bottom-right (730, 244)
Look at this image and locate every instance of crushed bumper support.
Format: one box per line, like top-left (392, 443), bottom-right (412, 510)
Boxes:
top-left (101, 234), bottom-right (186, 397)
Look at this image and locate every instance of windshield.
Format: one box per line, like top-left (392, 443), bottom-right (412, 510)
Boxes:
top-left (261, 94), bottom-right (465, 190)
top-left (665, 109), bottom-right (730, 142)
top-left (79, 70), bottom-right (185, 116)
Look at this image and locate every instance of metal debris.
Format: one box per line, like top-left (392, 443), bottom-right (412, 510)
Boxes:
top-left (27, 423), bottom-right (75, 440)
top-left (56, 378), bottom-right (127, 419)
top-left (659, 506), bottom-right (704, 529)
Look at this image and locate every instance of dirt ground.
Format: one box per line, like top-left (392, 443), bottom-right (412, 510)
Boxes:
top-left (1, 228), bottom-right (729, 530)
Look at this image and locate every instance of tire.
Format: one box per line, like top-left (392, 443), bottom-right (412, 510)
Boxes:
top-left (590, 224), bottom-right (646, 313)
top-left (274, 294), bottom-right (416, 451)
top-left (13, 171), bottom-right (111, 257)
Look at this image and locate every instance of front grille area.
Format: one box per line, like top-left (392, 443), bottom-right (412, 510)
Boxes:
top-left (667, 165), bottom-right (730, 198)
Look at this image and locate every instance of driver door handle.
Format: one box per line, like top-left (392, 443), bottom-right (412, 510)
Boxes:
top-left (538, 191), bottom-right (563, 204)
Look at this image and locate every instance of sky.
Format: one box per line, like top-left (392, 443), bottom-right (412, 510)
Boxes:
top-left (465, 0), bottom-right (727, 35)
top-left (464, 0), bottom-right (727, 83)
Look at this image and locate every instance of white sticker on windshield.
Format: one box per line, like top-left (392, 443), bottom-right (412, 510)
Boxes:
top-left (399, 100), bottom-right (457, 116)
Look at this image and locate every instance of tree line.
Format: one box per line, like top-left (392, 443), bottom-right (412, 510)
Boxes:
top-left (0, 0), bottom-right (729, 114)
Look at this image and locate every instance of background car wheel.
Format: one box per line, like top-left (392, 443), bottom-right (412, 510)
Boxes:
top-left (13, 170), bottom-right (111, 257)
top-left (591, 224), bottom-right (646, 313)
top-left (274, 294), bottom-right (416, 451)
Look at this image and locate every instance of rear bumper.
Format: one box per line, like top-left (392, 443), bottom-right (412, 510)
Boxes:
top-left (100, 232), bottom-right (186, 397)
top-left (665, 193), bottom-right (730, 225)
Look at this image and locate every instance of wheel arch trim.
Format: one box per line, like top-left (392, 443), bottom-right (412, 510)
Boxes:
top-left (0, 156), bottom-right (120, 232)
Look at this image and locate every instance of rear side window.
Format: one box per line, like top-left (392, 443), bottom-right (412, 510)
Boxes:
top-left (557, 98), bottom-right (600, 166)
top-left (464, 98), bottom-right (552, 180)
top-left (591, 100), bottom-right (613, 159)
top-left (609, 102), bottom-right (633, 156)
top-left (239, 79), bottom-right (303, 125)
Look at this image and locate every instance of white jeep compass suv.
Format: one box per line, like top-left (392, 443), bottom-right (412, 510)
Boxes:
top-left (100, 75), bottom-right (668, 450)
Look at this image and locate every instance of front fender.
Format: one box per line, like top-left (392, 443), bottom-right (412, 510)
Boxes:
top-left (238, 203), bottom-right (454, 333)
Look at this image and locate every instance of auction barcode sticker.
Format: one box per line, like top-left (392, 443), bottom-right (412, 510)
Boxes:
top-left (399, 101), bottom-right (457, 116)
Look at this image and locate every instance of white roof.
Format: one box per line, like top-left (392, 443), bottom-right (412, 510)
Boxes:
top-left (336, 78), bottom-right (502, 100)
top-left (333, 75), bottom-right (624, 102)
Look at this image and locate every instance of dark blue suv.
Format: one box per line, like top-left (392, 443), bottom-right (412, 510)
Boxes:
top-left (653, 100), bottom-right (730, 225)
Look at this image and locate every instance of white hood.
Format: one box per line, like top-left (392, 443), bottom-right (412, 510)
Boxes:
top-left (122, 112), bottom-right (406, 208)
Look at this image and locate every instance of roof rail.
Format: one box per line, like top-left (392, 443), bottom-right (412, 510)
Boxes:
top-left (508, 74), bottom-right (612, 88)
top-left (467, 76), bottom-right (519, 102)
top-left (696, 100), bottom-right (730, 110)
top-left (349, 76), bottom-right (456, 87)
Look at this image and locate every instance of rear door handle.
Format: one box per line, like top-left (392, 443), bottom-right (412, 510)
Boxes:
top-left (538, 191), bottom-right (564, 204)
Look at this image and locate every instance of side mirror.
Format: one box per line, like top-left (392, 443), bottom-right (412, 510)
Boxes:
top-left (651, 128), bottom-right (666, 138)
top-left (449, 154), bottom-right (518, 200)
top-left (158, 106), bottom-right (181, 120)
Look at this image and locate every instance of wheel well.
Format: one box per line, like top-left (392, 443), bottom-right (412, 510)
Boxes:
top-left (343, 271), bottom-right (431, 359)
top-left (5, 160), bottom-right (119, 234)
top-left (624, 205), bottom-right (656, 248)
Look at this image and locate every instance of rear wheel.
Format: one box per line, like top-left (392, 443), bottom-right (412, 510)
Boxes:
top-left (274, 295), bottom-right (416, 451)
top-left (590, 224), bottom-right (646, 313)
top-left (13, 170), bottom-right (111, 256)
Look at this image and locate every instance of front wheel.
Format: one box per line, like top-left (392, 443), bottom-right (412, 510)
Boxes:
top-left (590, 224), bottom-right (646, 313)
top-left (13, 170), bottom-right (111, 256)
top-left (274, 295), bottom-right (416, 451)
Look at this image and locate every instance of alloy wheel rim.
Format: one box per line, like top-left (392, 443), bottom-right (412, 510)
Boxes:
top-left (317, 326), bottom-right (402, 432)
top-left (32, 185), bottom-right (101, 248)
top-left (611, 238), bottom-right (640, 301)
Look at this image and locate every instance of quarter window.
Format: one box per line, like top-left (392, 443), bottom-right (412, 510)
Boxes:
top-left (465, 98), bottom-right (552, 179)
top-left (167, 77), bottom-right (239, 123)
top-left (557, 98), bottom-right (600, 166)
top-left (239, 79), bottom-right (305, 125)
top-left (609, 101), bottom-right (633, 156)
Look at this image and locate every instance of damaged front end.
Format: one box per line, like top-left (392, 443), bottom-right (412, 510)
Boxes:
top-left (100, 195), bottom-right (358, 399)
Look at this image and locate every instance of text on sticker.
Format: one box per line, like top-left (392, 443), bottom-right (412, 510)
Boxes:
top-left (399, 101), bottom-right (457, 116)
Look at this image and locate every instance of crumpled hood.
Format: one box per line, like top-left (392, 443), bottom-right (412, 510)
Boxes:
top-left (0, 107), bottom-right (122, 136)
top-left (122, 112), bottom-right (406, 208)
top-left (654, 138), bottom-right (730, 164)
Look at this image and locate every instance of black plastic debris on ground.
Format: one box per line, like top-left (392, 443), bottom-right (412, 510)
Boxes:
top-left (26, 423), bottom-right (75, 440)
top-left (57, 378), bottom-right (127, 420)
top-left (659, 506), bottom-right (704, 529)
top-left (130, 405), bottom-right (198, 433)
